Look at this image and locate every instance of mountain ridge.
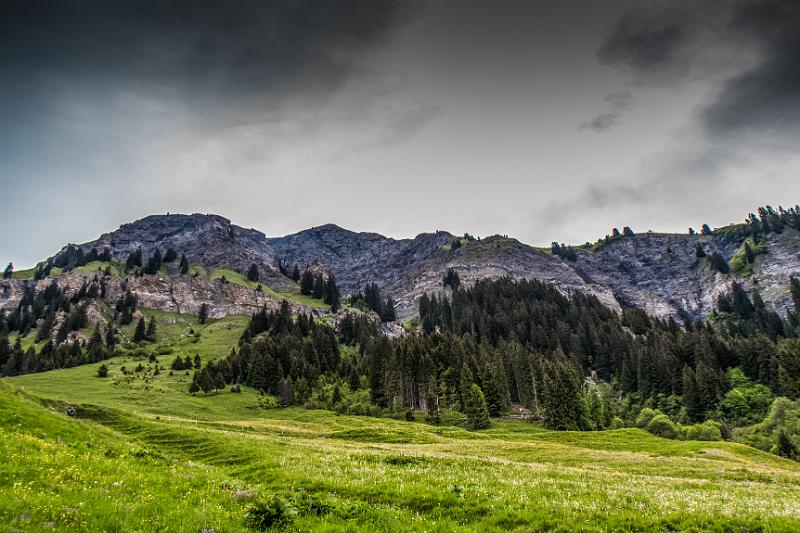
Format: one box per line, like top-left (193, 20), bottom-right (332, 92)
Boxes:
top-left (3, 209), bottom-right (799, 322)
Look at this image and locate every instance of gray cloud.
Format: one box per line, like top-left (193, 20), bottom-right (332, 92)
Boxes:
top-left (580, 112), bottom-right (620, 132)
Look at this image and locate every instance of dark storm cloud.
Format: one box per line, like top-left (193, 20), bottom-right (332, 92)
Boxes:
top-left (703, 1), bottom-right (800, 137)
top-left (0, 0), bottom-right (413, 106)
top-left (598, 0), bottom-right (800, 138)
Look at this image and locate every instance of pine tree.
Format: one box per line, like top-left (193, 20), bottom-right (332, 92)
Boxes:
top-left (701, 224), bottom-right (712, 235)
top-left (126, 248), bottom-right (143, 271)
top-left (709, 252), bottom-right (729, 274)
top-left (381, 297), bottom-right (396, 322)
top-left (97, 364), bottom-right (109, 378)
top-left (291, 265), bottom-right (300, 282)
top-left (86, 324), bottom-right (105, 360)
top-left (145, 317), bottom-right (157, 342)
top-left (144, 249), bottom-right (163, 275)
top-left (247, 263), bottom-right (259, 282)
top-left (179, 254), bottom-right (189, 275)
top-left (325, 274), bottom-right (340, 312)
top-left (623, 226), bottom-right (635, 237)
top-left (442, 268), bottom-right (461, 289)
top-left (300, 270), bottom-right (314, 295)
top-left (163, 248), bottom-right (178, 263)
top-left (198, 303), bottom-right (209, 324)
top-left (2, 263), bottom-right (13, 279)
top-left (312, 273), bottom-right (325, 300)
top-left (790, 276), bottom-right (800, 314)
top-left (133, 317), bottom-right (146, 343)
top-left (464, 383), bottom-right (490, 429)
top-left (682, 366), bottom-right (701, 422)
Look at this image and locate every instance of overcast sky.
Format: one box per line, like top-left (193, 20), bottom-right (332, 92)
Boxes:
top-left (3, 0), bottom-right (800, 267)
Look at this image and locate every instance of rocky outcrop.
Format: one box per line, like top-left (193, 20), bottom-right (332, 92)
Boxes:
top-left (3, 213), bottom-right (799, 324)
top-left (79, 213), bottom-right (292, 290)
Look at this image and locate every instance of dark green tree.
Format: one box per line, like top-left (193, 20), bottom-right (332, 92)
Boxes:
top-left (380, 297), bottom-right (396, 322)
top-left (179, 254), bottom-right (189, 274)
top-left (247, 263), bottom-right (259, 282)
top-left (133, 317), bottom-right (147, 343)
top-left (97, 364), bottom-right (109, 378)
top-left (701, 224), bottom-right (713, 235)
top-left (198, 303), bottom-right (209, 324)
top-left (163, 248), bottom-right (178, 263)
top-left (300, 270), bottom-right (314, 295)
top-left (145, 317), bottom-right (157, 342)
top-left (464, 383), bottom-right (490, 429)
top-left (291, 264), bottom-right (300, 282)
top-left (2, 263), bottom-right (12, 279)
top-left (144, 249), bottom-right (162, 275)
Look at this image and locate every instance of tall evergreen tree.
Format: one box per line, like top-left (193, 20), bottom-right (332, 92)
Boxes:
top-left (144, 249), bottom-right (163, 275)
top-left (198, 303), bottom-right (209, 324)
top-left (464, 384), bottom-right (490, 429)
top-left (133, 317), bottom-right (147, 343)
top-left (179, 254), bottom-right (189, 275)
top-left (145, 317), bottom-right (157, 342)
top-left (701, 224), bottom-right (713, 235)
top-left (300, 270), bottom-right (315, 295)
top-left (291, 264), bottom-right (300, 282)
top-left (246, 263), bottom-right (259, 282)
top-left (2, 263), bottom-right (13, 279)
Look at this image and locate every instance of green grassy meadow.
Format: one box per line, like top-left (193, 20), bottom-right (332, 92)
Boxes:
top-left (3, 310), bottom-right (800, 531)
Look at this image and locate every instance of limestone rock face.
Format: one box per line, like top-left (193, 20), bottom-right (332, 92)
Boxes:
top-left (83, 213), bottom-right (291, 289)
top-left (3, 214), bottom-right (799, 325)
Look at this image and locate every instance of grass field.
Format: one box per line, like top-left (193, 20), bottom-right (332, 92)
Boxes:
top-left (3, 311), bottom-right (800, 531)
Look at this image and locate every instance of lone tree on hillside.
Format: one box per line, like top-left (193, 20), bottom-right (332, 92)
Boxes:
top-left (2, 263), bottom-right (12, 279)
top-left (701, 224), bottom-right (713, 235)
top-left (247, 263), bottom-right (259, 282)
top-left (464, 384), bottom-right (490, 429)
top-left (710, 252), bottom-right (729, 274)
top-left (300, 270), bottom-right (314, 295)
top-left (291, 264), bottom-right (300, 282)
top-left (179, 254), bottom-right (189, 275)
top-left (198, 303), bottom-right (209, 324)
top-left (623, 226), bottom-right (635, 237)
top-left (133, 317), bottom-right (147, 343)
top-left (97, 364), bottom-right (109, 378)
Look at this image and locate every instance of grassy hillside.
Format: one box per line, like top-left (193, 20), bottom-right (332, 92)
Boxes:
top-left (5, 357), bottom-right (800, 531)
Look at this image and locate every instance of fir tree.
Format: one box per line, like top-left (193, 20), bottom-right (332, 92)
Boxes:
top-left (709, 252), bottom-right (729, 274)
top-left (312, 273), bottom-right (325, 300)
top-left (179, 254), bottom-right (189, 275)
top-left (291, 264), bottom-right (300, 282)
top-left (125, 248), bottom-right (143, 271)
top-left (744, 242), bottom-right (755, 264)
top-left (2, 263), bottom-right (13, 279)
top-left (198, 303), bottom-right (209, 324)
top-left (133, 317), bottom-right (147, 343)
top-left (144, 249), bottom-right (162, 275)
top-left (145, 317), bottom-right (157, 342)
top-left (701, 224), bottom-right (713, 235)
top-left (97, 364), bottom-right (109, 378)
top-left (300, 270), bottom-right (314, 295)
top-left (163, 248), bottom-right (178, 263)
top-left (464, 384), bottom-right (490, 429)
top-left (623, 226), bottom-right (635, 237)
top-left (381, 297), bottom-right (396, 322)
top-left (246, 263), bottom-right (259, 282)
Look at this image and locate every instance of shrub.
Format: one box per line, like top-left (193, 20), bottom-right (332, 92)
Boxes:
top-left (610, 417), bottom-right (625, 429)
top-left (245, 496), bottom-right (298, 530)
top-left (683, 421), bottom-right (723, 441)
top-left (635, 407), bottom-right (660, 428)
top-left (97, 364), bottom-right (109, 378)
top-left (647, 414), bottom-right (678, 439)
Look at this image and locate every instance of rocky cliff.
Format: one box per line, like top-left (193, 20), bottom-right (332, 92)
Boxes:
top-left (2, 212), bottom-right (799, 324)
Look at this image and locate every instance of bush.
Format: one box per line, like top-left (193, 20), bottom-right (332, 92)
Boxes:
top-left (683, 420), bottom-right (723, 441)
top-left (245, 496), bottom-right (298, 530)
top-left (647, 414), bottom-right (678, 439)
top-left (97, 364), bottom-right (109, 378)
top-left (635, 408), bottom-right (660, 428)
top-left (610, 417), bottom-right (625, 429)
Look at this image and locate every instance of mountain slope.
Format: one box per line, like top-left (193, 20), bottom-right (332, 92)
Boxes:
top-left (2, 210), bottom-right (799, 323)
